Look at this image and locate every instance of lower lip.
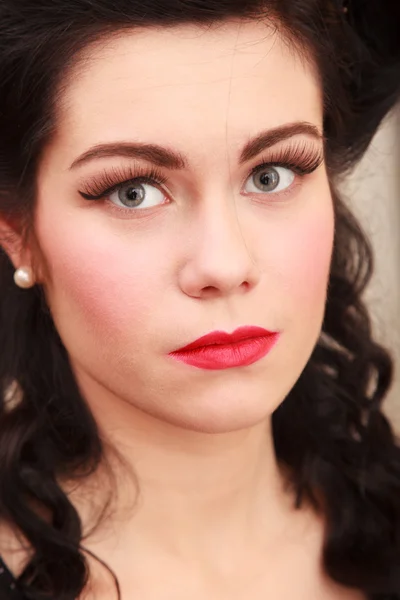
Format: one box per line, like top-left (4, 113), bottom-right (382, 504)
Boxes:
top-left (168, 333), bottom-right (280, 370)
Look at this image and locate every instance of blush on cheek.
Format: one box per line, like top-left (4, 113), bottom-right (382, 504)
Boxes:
top-left (284, 211), bottom-right (334, 306)
top-left (41, 228), bottom-right (153, 339)
top-left (67, 257), bottom-right (151, 330)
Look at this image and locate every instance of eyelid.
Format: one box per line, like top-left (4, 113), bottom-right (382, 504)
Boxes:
top-left (241, 144), bottom-right (323, 191)
top-left (78, 165), bottom-right (168, 200)
top-left (250, 142), bottom-right (324, 175)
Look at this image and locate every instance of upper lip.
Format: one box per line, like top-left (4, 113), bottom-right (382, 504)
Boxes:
top-left (171, 326), bottom-right (277, 352)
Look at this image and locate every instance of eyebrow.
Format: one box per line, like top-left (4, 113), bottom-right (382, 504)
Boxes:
top-left (69, 121), bottom-right (323, 171)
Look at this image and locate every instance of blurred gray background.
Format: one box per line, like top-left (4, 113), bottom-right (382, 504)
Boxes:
top-left (341, 106), bottom-right (400, 433)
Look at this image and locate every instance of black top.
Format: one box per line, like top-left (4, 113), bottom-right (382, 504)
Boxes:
top-left (0, 556), bottom-right (26, 599)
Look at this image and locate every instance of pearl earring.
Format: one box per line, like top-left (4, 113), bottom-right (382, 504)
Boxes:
top-left (14, 267), bottom-right (35, 289)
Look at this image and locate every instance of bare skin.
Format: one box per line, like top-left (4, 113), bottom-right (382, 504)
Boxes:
top-left (75, 476), bottom-right (366, 600)
top-left (0, 494), bottom-right (366, 599)
top-left (0, 18), bottom-right (366, 600)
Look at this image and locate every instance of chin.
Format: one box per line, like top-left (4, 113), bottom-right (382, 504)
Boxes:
top-left (153, 396), bottom-right (276, 435)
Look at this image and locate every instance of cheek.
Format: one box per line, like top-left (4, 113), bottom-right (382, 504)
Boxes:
top-left (36, 216), bottom-right (165, 340)
top-left (287, 214), bottom-right (334, 304)
top-left (263, 201), bottom-right (334, 374)
top-left (259, 199), bottom-right (334, 321)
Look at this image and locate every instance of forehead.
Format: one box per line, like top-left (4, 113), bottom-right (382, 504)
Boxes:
top-left (54, 20), bottom-right (322, 163)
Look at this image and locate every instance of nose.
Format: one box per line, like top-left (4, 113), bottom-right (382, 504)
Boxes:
top-left (178, 195), bottom-right (261, 298)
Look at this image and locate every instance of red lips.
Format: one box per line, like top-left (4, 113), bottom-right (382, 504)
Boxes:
top-left (173, 325), bottom-right (277, 352)
top-left (168, 326), bottom-right (280, 370)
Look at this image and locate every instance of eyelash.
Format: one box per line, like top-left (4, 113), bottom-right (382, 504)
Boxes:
top-left (78, 142), bottom-right (324, 213)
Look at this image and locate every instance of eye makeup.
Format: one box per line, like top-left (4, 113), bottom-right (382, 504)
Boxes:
top-left (77, 139), bottom-right (324, 210)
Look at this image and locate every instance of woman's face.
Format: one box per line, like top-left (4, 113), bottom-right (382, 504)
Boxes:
top-left (34, 19), bottom-right (334, 433)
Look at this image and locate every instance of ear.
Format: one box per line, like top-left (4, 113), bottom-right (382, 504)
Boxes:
top-left (0, 216), bottom-right (33, 271)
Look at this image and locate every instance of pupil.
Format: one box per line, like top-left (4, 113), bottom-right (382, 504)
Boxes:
top-left (119, 184), bottom-right (145, 206)
top-left (259, 169), bottom-right (279, 190)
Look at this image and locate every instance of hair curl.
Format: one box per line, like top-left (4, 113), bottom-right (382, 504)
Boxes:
top-left (0, 1), bottom-right (400, 599)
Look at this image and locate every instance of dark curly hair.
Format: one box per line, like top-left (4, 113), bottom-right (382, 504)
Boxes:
top-left (0, 1), bottom-right (400, 599)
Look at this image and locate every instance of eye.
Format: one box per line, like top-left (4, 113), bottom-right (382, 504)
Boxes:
top-left (244, 165), bottom-right (295, 194)
top-left (109, 180), bottom-right (165, 209)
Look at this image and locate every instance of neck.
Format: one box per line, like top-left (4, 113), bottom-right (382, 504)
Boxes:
top-left (66, 376), bottom-right (304, 570)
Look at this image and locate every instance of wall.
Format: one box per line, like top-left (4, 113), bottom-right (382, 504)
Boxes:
top-left (341, 106), bottom-right (400, 432)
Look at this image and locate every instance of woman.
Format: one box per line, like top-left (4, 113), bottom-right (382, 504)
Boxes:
top-left (0, 0), bottom-right (399, 598)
